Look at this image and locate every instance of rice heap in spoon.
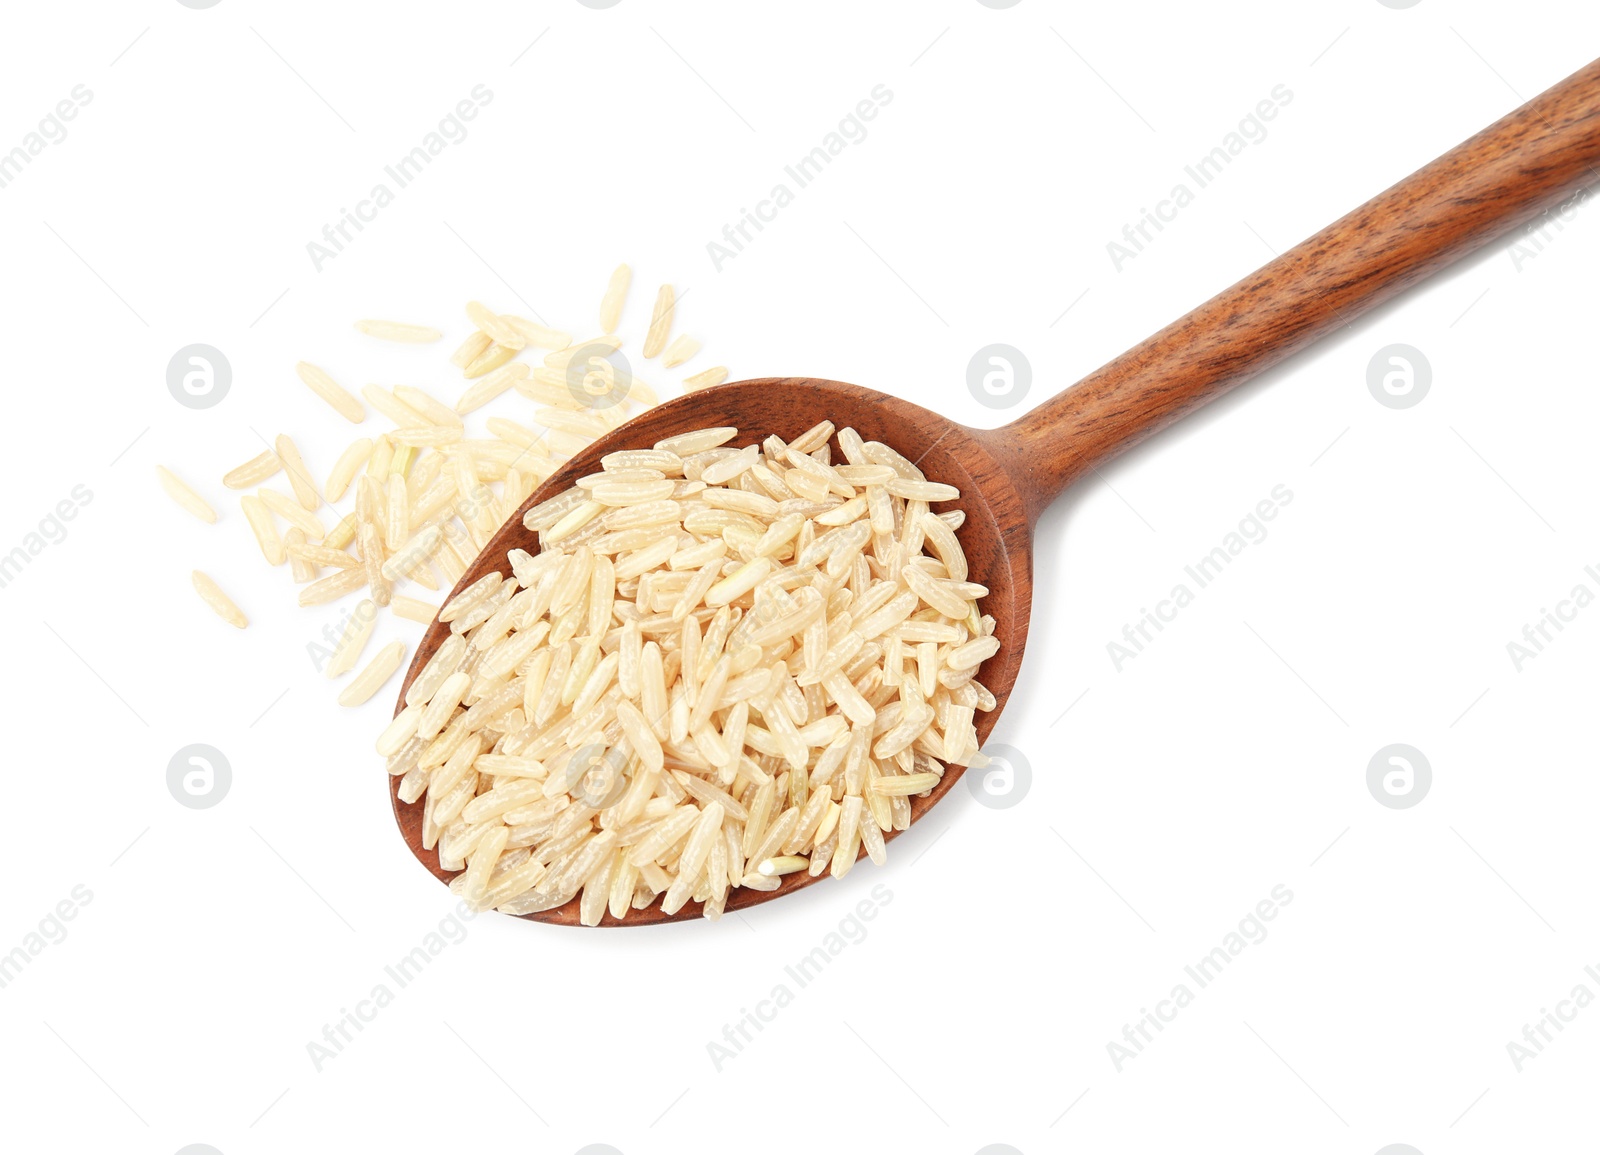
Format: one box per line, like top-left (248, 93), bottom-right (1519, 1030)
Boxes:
top-left (378, 420), bottom-right (1000, 923)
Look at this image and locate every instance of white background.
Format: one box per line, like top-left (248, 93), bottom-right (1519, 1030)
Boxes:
top-left (2, 2), bottom-right (1598, 1152)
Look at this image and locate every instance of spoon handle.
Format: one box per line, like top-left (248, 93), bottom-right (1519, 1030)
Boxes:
top-left (1000, 55), bottom-right (1600, 525)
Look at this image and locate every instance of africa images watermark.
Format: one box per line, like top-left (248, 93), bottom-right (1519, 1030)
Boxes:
top-left (307, 598), bottom-right (380, 673)
top-left (305, 899), bottom-right (480, 1071)
top-left (706, 84), bottom-right (894, 271)
top-left (1106, 484), bottom-right (1293, 671)
top-left (1504, 562), bottom-right (1600, 672)
top-left (0, 85), bottom-right (93, 192)
top-left (1107, 84), bottom-right (1293, 271)
top-left (706, 883), bottom-right (893, 1071)
top-left (0, 885), bottom-right (94, 992)
top-left (1505, 962), bottom-right (1600, 1073)
top-left (306, 84), bottom-right (494, 272)
top-left (1507, 187), bottom-right (1590, 271)
top-left (0, 485), bottom-right (95, 592)
top-left (1107, 884), bottom-right (1294, 1072)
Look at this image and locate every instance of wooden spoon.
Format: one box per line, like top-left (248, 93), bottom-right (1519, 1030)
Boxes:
top-left (394, 57), bottom-right (1600, 925)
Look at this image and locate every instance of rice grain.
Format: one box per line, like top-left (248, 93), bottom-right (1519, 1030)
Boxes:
top-left (156, 466), bottom-right (217, 524)
top-left (326, 599), bottom-right (378, 677)
top-left (392, 386), bottom-right (462, 429)
top-left (661, 334), bottom-right (700, 368)
top-left (355, 320), bottom-right (442, 343)
top-left (682, 366), bottom-right (728, 392)
top-left (240, 495), bottom-right (285, 565)
top-left (300, 565), bottom-right (365, 607)
top-left (192, 570), bottom-right (248, 628)
top-left (223, 450), bottom-right (283, 490)
top-left (599, 263), bottom-right (631, 333)
top-left (295, 361), bottom-right (366, 423)
top-left (642, 284), bottom-right (675, 359)
top-left (504, 317), bottom-right (571, 349)
top-left (326, 438), bottom-right (374, 502)
top-left (391, 595), bottom-right (440, 624)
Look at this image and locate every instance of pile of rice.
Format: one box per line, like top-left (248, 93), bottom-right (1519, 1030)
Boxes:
top-left (162, 265), bottom-right (726, 709)
top-left (378, 421), bottom-right (999, 923)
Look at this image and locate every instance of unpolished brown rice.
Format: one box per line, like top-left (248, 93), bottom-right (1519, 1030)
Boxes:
top-left (326, 599), bottom-right (378, 677)
top-left (177, 266), bottom-right (734, 710)
top-left (391, 595), bottom-right (441, 625)
top-left (283, 528), bottom-right (317, 583)
top-left (361, 386), bottom-right (433, 429)
top-left (258, 488), bottom-right (325, 540)
top-left (340, 641), bottom-right (407, 705)
top-left (223, 449), bottom-right (282, 489)
top-left (642, 284), bottom-right (674, 359)
top-left (157, 466), bottom-right (217, 523)
top-left (683, 366), bottom-right (729, 392)
top-left (599, 264), bottom-right (631, 333)
top-left (295, 361), bottom-right (366, 423)
top-left (382, 424), bottom-right (996, 924)
top-left (193, 570), bottom-right (248, 628)
top-left (355, 319), bottom-right (443, 343)
top-left (241, 495), bottom-right (285, 565)
top-left (326, 438), bottom-right (374, 503)
top-left (275, 434), bottom-right (321, 510)
top-left (661, 334), bottom-right (700, 369)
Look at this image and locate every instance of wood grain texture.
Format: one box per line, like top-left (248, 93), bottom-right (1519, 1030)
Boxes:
top-left (392, 56), bottom-right (1600, 925)
top-left (996, 55), bottom-right (1600, 523)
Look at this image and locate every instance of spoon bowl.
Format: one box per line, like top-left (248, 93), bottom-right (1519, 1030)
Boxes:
top-left (393, 55), bottom-right (1600, 924)
top-left (392, 377), bottom-right (1035, 925)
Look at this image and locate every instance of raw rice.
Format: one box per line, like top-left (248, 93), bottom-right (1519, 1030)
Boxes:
top-left (599, 264), bottom-right (631, 333)
top-left (223, 449), bottom-right (282, 489)
top-left (283, 528), bottom-right (317, 583)
top-left (383, 423), bottom-right (996, 925)
top-left (381, 525), bottom-right (442, 581)
top-left (300, 567), bottom-right (365, 606)
top-left (544, 335), bottom-right (623, 370)
top-left (258, 488), bottom-right (325, 539)
top-left (654, 426), bottom-right (737, 456)
top-left (661, 334), bottom-right (700, 369)
top-left (450, 331), bottom-right (492, 368)
top-left (390, 426), bottom-right (464, 448)
top-left (504, 318), bottom-right (571, 350)
top-left (465, 301), bottom-right (527, 350)
top-left (465, 342), bottom-right (517, 378)
top-left (390, 595), bottom-right (440, 624)
top-left (362, 386), bottom-right (433, 429)
top-left (392, 385), bottom-right (462, 428)
top-left (642, 284), bottom-right (675, 359)
top-left (295, 361), bottom-right (366, 423)
top-left (456, 363), bottom-right (530, 416)
top-left (326, 438), bottom-right (374, 503)
top-left (192, 570), bottom-right (247, 628)
top-left (355, 319), bottom-right (443, 343)
top-left (177, 270), bottom-right (764, 911)
top-left (338, 639), bottom-right (407, 706)
top-left (290, 541), bottom-right (360, 570)
top-left (241, 495), bottom-right (285, 565)
top-left (683, 366), bottom-right (729, 392)
top-left (326, 599), bottom-right (378, 677)
top-left (157, 466), bottom-right (217, 523)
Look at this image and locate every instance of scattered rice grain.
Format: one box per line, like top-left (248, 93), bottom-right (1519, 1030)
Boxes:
top-left (295, 361), bottom-right (366, 423)
top-left (192, 570), bottom-right (247, 628)
top-left (156, 466), bottom-right (217, 523)
top-left (339, 640), bottom-right (408, 706)
top-left (642, 284), bottom-right (674, 359)
top-left (355, 320), bottom-right (442, 343)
